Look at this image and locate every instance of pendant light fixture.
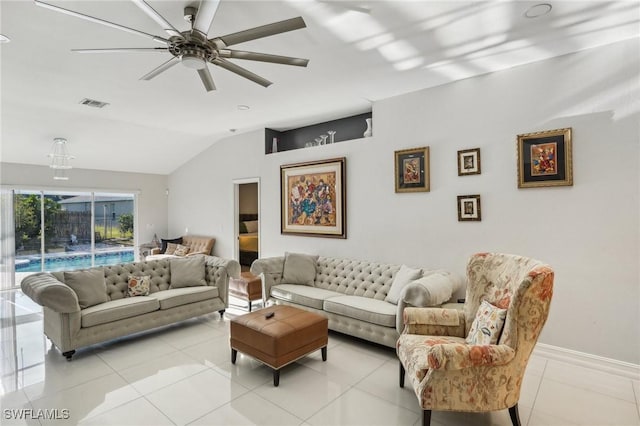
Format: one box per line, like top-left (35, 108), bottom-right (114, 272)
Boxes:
top-left (48, 137), bottom-right (74, 180)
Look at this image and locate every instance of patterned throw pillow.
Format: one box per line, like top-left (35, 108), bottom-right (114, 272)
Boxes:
top-left (165, 243), bottom-right (178, 255)
top-left (466, 300), bottom-right (507, 345)
top-left (127, 275), bottom-right (151, 297)
top-left (174, 244), bottom-right (190, 257)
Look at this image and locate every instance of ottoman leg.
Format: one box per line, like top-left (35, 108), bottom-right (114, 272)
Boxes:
top-left (231, 348), bottom-right (237, 364)
top-left (273, 369), bottom-right (280, 387)
top-left (321, 346), bottom-right (327, 361)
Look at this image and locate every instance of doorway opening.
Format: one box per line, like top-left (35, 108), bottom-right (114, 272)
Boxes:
top-left (233, 179), bottom-right (259, 272)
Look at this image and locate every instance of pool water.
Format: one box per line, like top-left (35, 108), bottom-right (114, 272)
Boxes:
top-left (16, 249), bottom-right (135, 272)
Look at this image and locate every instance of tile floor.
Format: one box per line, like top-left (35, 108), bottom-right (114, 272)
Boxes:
top-left (1, 289), bottom-right (639, 426)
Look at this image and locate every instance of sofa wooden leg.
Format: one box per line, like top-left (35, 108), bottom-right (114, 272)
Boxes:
top-left (399, 362), bottom-right (405, 388)
top-left (423, 410), bottom-right (431, 426)
top-left (218, 309), bottom-right (225, 318)
top-left (62, 350), bottom-right (75, 361)
top-left (508, 404), bottom-right (521, 426)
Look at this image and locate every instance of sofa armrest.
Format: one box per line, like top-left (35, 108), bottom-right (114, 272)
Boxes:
top-left (203, 256), bottom-right (241, 308)
top-left (186, 250), bottom-right (207, 257)
top-left (21, 272), bottom-right (80, 313)
top-left (150, 247), bottom-right (161, 255)
top-left (250, 257), bottom-right (285, 302)
top-left (401, 307), bottom-right (466, 337)
top-left (426, 342), bottom-right (516, 371)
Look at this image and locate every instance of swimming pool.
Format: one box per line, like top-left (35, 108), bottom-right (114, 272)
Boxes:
top-left (16, 249), bottom-right (135, 272)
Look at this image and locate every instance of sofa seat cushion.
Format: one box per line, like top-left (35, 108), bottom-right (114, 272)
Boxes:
top-left (150, 286), bottom-right (218, 310)
top-left (81, 297), bottom-right (160, 328)
top-left (271, 284), bottom-right (340, 310)
top-left (323, 295), bottom-right (397, 328)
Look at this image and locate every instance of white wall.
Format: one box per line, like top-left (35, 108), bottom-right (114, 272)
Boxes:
top-left (0, 163), bottom-right (169, 245)
top-left (168, 39), bottom-right (639, 364)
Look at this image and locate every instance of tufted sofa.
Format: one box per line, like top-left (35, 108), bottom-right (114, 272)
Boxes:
top-left (250, 254), bottom-right (460, 348)
top-left (21, 255), bottom-right (240, 360)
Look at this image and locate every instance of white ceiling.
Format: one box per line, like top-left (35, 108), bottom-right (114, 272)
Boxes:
top-left (1, 0), bottom-right (638, 175)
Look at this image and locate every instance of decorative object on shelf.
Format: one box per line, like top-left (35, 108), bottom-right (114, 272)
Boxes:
top-left (327, 130), bottom-right (336, 144)
top-left (363, 118), bottom-right (373, 137)
top-left (272, 137), bottom-right (278, 153)
top-left (458, 148), bottom-right (481, 176)
top-left (151, 233), bottom-right (160, 247)
top-left (314, 137), bottom-right (322, 146)
top-left (320, 135), bottom-right (328, 145)
top-left (457, 194), bottom-right (481, 221)
top-left (280, 157), bottom-right (346, 238)
top-left (48, 137), bottom-right (75, 181)
top-left (394, 146), bottom-right (430, 193)
top-left (517, 128), bottom-right (572, 188)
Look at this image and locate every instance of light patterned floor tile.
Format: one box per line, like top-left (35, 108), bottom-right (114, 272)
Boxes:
top-left (78, 397), bottom-right (173, 425)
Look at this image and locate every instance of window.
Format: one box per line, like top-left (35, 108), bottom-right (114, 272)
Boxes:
top-left (2, 189), bottom-right (137, 288)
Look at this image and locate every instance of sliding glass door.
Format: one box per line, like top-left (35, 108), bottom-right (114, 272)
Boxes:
top-left (4, 189), bottom-right (136, 287)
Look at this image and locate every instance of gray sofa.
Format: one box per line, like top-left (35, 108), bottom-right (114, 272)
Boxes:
top-left (21, 255), bottom-right (240, 360)
top-left (251, 253), bottom-right (460, 348)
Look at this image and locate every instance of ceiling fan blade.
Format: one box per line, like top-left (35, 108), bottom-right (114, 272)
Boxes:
top-left (220, 50), bottom-right (308, 67)
top-left (131, 0), bottom-right (184, 39)
top-left (212, 58), bottom-right (272, 87)
top-left (193, 0), bottom-right (221, 37)
top-left (35, 0), bottom-right (168, 44)
top-left (213, 17), bottom-right (306, 48)
top-left (140, 56), bottom-right (180, 80)
top-left (197, 67), bottom-right (216, 92)
top-left (72, 48), bottom-right (168, 54)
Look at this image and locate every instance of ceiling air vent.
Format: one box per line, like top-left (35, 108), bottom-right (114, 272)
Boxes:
top-left (79, 98), bottom-right (109, 108)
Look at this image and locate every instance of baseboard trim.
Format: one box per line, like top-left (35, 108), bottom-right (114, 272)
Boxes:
top-left (534, 343), bottom-right (640, 380)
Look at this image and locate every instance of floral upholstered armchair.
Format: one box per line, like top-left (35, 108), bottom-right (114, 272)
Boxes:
top-left (396, 253), bottom-right (554, 426)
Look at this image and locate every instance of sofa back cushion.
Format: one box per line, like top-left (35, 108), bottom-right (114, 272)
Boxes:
top-left (104, 260), bottom-right (172, 300)
top-left (182, 235), bottom-right (215, 255)
top-left (170, 256), bottom-right (207, 288)
top-left (63, 268), bottom-right (109, 309)
top-left (313, 257), bottom-right (399, 301)
top-left (282, 252), bottom-right (319, 286)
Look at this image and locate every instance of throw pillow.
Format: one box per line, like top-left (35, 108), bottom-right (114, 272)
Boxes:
top-left (165, 242), bottom-right (179, 255)
top-left (63, 268), bottom-right (109, 309)
top-left (281, 252), bottom-right (319, 286)
top-left (401, 273), bottom-right (453, 306)
top-left (170, 256), bottom-right (207, 288)
top-left (127, 275), bottom-right (151, 297)
top-left (244, 220), bottom-right (259, 233)
top-left (173, 244), bottom-right (190, 257)
top-left (466, 300), bottom-right (508, 345)
top-left (161, 237), bottom-right (183, 254)
top-left (384, 264), bottom-right (422, 304)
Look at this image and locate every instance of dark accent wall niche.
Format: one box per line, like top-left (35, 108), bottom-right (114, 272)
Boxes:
top-left (265, 112), bottom-right (372, 154)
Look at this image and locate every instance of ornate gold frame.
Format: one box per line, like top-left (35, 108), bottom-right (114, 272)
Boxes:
top-left (517, 128), bottom-right (573, 188)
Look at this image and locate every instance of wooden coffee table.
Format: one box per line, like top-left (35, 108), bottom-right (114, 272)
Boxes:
top-left (230, 305), bottom-right (328, 386)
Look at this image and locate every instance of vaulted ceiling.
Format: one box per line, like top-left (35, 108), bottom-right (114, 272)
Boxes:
top-left (1, 1), bottom-right (638, 174)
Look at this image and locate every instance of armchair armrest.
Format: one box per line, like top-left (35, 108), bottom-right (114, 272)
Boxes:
top-left (250, 256), bottom-right (285, 301)
top-left (21, 272), bottom-right (80, 313)
top-left (426, 342), bottom-right (516, 371)
top-left (402, 307), bottom-right (466, 338)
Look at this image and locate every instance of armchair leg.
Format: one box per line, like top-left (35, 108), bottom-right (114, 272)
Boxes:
top-left (508, 404), bottom-right (521, 426)
top-left (399, 362), bottom-right (405, 388)
top-left (422, 410), bottom-right (431, 426)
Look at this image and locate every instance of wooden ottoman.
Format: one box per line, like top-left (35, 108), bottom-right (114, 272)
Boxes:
top-left (229, 272), bottom-right (262, 312)
top-left (230, 305), bottom-right (328, 386)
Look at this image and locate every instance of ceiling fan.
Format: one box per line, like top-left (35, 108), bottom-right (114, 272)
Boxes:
top-left (34, 0), bottom-right (309, 92)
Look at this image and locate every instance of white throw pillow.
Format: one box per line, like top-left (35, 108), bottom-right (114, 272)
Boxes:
top-left (385, 265), bottom-right (422, 304)
top-left (401, 273), bottom-right (453, 306)
top-left (244, 220), bottom-right (259, 233)
top-left (281, 252), bottom-right (319, 286)
top-left (466, 300), bottom-right (507, 345)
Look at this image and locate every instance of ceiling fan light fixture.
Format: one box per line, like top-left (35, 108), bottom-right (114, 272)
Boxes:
top-left (524, 3), bottom-right (552, 18)
top-left (181, 54), bottom-right (206, 70)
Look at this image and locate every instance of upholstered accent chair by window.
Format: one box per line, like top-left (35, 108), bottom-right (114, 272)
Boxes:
top-left (396, 253), bottom-right (554, 426)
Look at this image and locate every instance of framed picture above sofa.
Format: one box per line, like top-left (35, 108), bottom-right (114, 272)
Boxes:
top-left (395, 146), bottom-right (430, 193)
top-left (280, 157), bottom-right (346, 238)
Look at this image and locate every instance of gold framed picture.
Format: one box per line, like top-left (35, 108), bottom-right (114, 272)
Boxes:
top-left (280, 157), bottom-right (346, 238)
top-left (457, 195), bottom-right (481, 221)
top-left (457, 148), bottom-right (481, 176)
top-left (395, 146), bottom-right (430, 193)
top-left (517, 128), bottom-right (573, 188)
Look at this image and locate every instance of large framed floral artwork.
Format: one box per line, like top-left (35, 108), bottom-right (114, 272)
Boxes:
top-left (395, 146), bottom-right (430, 193)
top-left (517, 128), bottom-right (573, 188)
top-left (281, 157), bottom-right (346, 238)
